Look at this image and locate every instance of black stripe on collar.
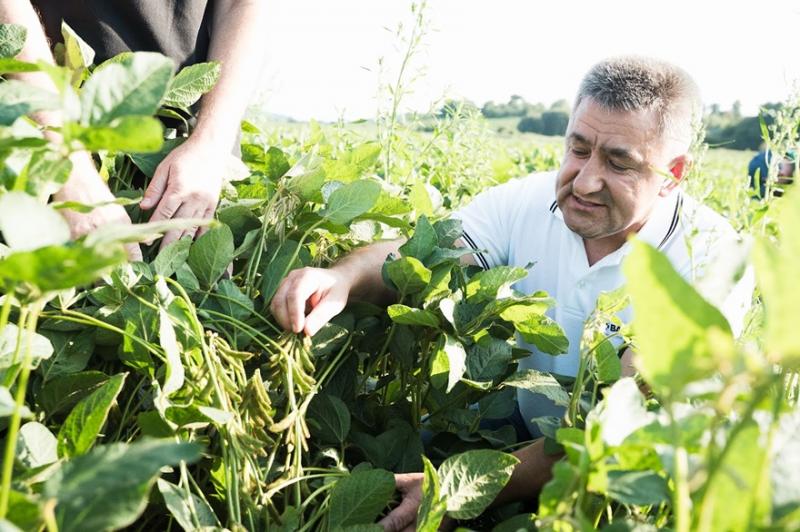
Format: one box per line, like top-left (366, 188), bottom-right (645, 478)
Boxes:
top-left (461, 231), bottom-right (490, 270)
top-left (657, 194), bottom-right (683, 250)
top-left (549, 200), bottom-right (558, 213)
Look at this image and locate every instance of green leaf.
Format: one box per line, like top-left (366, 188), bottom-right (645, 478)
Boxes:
top-left (589, 378), bottom-right (654, 447)
top-left (44, 439), bottom-right (202, 532)
top-left (5, 491), bottom-right (43, 532)
top-left (320, 179), bottom-right (381, 226)
top-left (433, 218), bottom-right (463, 248)
top-left (163, 61), bottom-right (221, 108)
top-left (187, 224), bottom-right (234, 288)
top-left (387, 304), bottom-right (440, 328)
top-left (66, 115), bottom-right (164, 152)
top-left (0, 322), bottom-right (54, 371)
top-left (57, 373), bottom-right (126, 458)
top-left (285, 152), bottom-right (327, 201)
top-left (417, 455), bottom-right (447, 532)
top-left (260, 240), bottom-right (309, 303)
top-left (37, 371), bottom-right (109, 418)
top-left (385, 256), bottom-right (431, 296)
top-left (211, 279), bottom-right (254, 321)
top-left (623, 240), bottom-right (734, 400)
top-left (753, 186), bottom-right (800, 364)
top-left (86, 218), bottom-right (210, 249)
top-left (0, 58), bottom-right (39, 74)
top-left (38, 330), bottom-right (94, 381)
top-left (61, 21), bottom-right (95, 70)
top-left (15, 421), bottom-right (57, 468)
top-left (477, 387), bottom-right (516, 420)
top-left (80, 52), bottom-right (174, 125)
top-left (515, 314), bottom-right (569, 355)
top-left (348, 142), bottom-right (382, 171)
top-left (772, 411), bottom-right (800, 522)
top-left (467, 336), bottom-right (513, 382)
top-left (0, 243), bottom-right (126, 292)
top-left (440, 334), bottom-right (467, 393)
top-left (438, 449), bottom-right (518, 520)
top-left (158, 309), bottom-right (184, 399)
top-left (308, 394), bottom-right (351, 444)
top-left (0, 80), bottom-right (58, 125)
top-left (466, 266), bottom-right (528, 303)
top-left (501, 369), bottom-right (570, 407)
top-left (399, 215), bottom-right (437, 261)
top-left (259, 146), bottom-right (291, 180)
top-left (322, 142), bottom-right (381, 183)
top-left (698, 421), bottom-right (769, 531)
top-left (153, 237), bottom-right (192, 278)
top-left (606, 470), bottom-right (670, 506)
top-left (0, 385), bottom-right (30, 418)
top-left (594, 335), bottom-right (622, 383)
top-left (0, 192), bottom-right (71, 251)
top-left (0, 24), bottom-right (26, 58)
top-left (410, 181), bottom-right (433, 216)
top-left (328, 468), bottom-right (395, 528)
top-left (491, 513), bottom-right (537, 532)
top-left (20, 149), bottom-right (72, 197)
top-left (538, 461), bottom-right (578, 518)
top-left (157, 479), bottom-right (220, 530)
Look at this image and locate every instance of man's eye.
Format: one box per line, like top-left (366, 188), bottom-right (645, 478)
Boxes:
top-left (571, 147), bottom-right (589, 157)
top-left (609, 160), bottom-right (629, 171)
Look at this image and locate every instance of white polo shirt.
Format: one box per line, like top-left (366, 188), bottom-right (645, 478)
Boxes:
top-left (454, 171), bottom-right (754, 436)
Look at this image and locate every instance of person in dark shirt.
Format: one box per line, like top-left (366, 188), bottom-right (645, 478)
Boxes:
top-left (748, 149), bottom-right (771, 198)
top-left (748, 148), bottom-right (795, 198)
top-left (1, 1), bottom-right (268, 257)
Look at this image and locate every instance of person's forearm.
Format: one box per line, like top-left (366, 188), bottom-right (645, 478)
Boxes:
top-left (492, 439), bottom-right (561, 508)
top-left (190, 0), bottom-right (268, 149)
top-left (1, 1), bottom-right (61, 117)
top-left (1, 1), bottom-right (110, 200)
top-left (332, 240), bottom-right (403, 306)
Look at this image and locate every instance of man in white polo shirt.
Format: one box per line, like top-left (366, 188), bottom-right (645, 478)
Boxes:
top-left (269, 56), bottom-right (753, 530)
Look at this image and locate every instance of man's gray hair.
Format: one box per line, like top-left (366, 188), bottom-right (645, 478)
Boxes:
top-left (575, 56), bottom-right (701, 147)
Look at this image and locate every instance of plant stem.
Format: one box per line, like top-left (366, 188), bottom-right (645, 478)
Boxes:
top-left (0, 302), bottom-right (39, 518)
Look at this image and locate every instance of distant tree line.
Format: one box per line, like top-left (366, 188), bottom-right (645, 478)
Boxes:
top-left (435, 96), bottom-right (793, 150)
top-left (704, 101), bottom-right (785, 150)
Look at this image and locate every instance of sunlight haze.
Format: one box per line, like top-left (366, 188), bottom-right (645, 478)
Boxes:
top-left (259, 0), bottom-right (800, 121)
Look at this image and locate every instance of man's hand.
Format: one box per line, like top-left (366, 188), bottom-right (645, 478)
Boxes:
top-left (55, 153), bottom-right (143, 261)
top-left (379, 473), bottom-right (424, 532)
top-left (140, 137), bottom-right (224, 250)
top-left (270, 267), bottom-right (353, 336)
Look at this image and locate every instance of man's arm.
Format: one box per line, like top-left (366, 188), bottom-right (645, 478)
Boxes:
top-left (271, 237), bottom-right (478, 336)
top-left (140, 0), bottom-right (269, 249)
top-left (271, 240), bottom-right (404, 336)
top-left (0, 1), bottom-right (141, 259)
top-left (379, 339), bottom-right (639, 530)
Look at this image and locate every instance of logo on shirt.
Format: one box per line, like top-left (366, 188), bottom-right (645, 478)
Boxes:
top-left (605, 322), bottom-right (621, 335)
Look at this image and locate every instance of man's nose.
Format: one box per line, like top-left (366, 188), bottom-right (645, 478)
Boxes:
top-left (572, 155), bottom-right (604, 196)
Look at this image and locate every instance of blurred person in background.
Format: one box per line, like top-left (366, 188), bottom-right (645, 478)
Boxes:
top-left (748, 146), bottom-right (795, 198)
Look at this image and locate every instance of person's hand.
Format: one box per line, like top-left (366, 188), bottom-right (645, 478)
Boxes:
top-left (140, 136), bottom-right (224, 250)
top-left (379, 473), bottom-right (424, 532)
top-left (54, 153), bottom-right (142, 261)
top-left (270, 267), bottom-right (352, 336)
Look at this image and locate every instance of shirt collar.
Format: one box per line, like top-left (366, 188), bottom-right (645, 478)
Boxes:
top-left (549, 188), bottom-right (683, 265)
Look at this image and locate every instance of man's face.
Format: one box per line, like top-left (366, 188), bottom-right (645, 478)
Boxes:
top-left (555, 98), bottom-right (680, 249)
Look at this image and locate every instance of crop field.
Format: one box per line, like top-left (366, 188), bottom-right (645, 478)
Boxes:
top-left (1, 13), bottom-right (800, 532)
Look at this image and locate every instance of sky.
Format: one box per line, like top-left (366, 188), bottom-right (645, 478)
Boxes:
top-left (258, 0), bottom-right (800, 122)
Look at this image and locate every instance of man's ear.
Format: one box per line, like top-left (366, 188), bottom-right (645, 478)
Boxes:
top-left (661, 154), bottom-right (691, 196)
